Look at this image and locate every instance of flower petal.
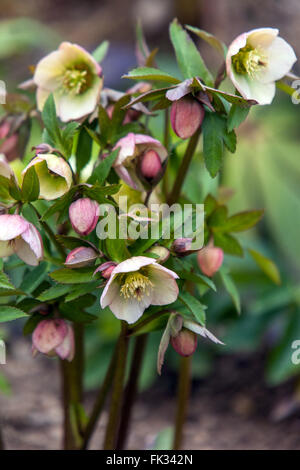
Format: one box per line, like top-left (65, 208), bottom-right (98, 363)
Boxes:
top-left (148, 264), bottom-right (179, 305)
top-left (0, 214), bottom-right (28, 241)
top-left (108, 293), bottom-right (151, 323)
top-left (0, 240), bottom-right (14, 257)
top-left (19, 223), bottom-right (43, 265)
top-left (55, 324), bottom-right (75, 361)
top-left (32, 319), bottom-right (68, 354)
top-left (183, 320), bottom-right (224, 345)
top-left (260, 37), bottom-right (297, 84)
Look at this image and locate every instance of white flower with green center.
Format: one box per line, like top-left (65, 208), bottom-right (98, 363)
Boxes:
top-left (22, 153), bottom-right (72, 201)
top-left (226, 28), bottom-right (297, 105)
top-left (34, 42), bottom-right (103, 122)
top-left (100, 256), bottom-right (179, 324)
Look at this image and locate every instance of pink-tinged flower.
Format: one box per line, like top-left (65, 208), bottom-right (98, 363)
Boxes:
top-left (172, 238), bottom-right (194, 256)
top-left (23, 153), bottom-right (72, 201)
top-left (197, 246), bottom-right (224, 277)
top-left (34, 42), bottom-right (103, 122)
top-left (113, 133), bottom-right (168, 191)
top-left (94, 261), bottom-right (117, 279)
top-left (69, 198), bottom-right (99, 236)
top-left (0, 214), bottom-right (43, 266)
top-left (226, 28), bottom-right (297, 105)
top-left (0, 154), bottom-right (13, 179)
top-left (100, 256), bottom-right (179, 324)
top-left (170, 97), bottom-right (205, 140)
top-left (65, 246), bottom-right (98, 268)
top-left (32, 319), bottom-right (74, 361)
top-left (171, 328), bottom-right (198, 357)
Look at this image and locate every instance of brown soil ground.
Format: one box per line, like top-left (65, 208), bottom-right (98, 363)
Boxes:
top-left (1, 339), bottom-right (300, 450)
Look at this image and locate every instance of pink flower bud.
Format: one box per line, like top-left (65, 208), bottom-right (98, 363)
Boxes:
top-left (65, 246), bottom-right (98, 268)
top-left (172, 238), bottom-right (194, 256)
top-left (139, 150), bottom-right (163, 181)
top-left (170, 97), bottom-right (205, 140)
top-left (0, 120), bottom-right (10, 139)
top-left (94, 261), bottom-right (117, 279)
top-left (69, 198), bottom-right (99, 236)
top-left (197, 246), bottom-right (224, 277)
top-left (55, 324), bottom-right (75, 361)
top-left (171, 328), bottom-right (198, 357)
top-left (33, 143), bottom-right (54, 154)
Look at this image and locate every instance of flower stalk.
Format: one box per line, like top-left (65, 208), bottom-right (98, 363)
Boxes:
top-left (172, 355), bottom-right (192, 450)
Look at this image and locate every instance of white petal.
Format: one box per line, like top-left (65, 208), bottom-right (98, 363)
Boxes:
top-left (108, 293), bottom-right (151, 323)
top-left (148, 264), bottom-right (179, 305)
top-left (114, 133), bottom-right (136, 166)
top-left (112, 256), bottom-right (156, 275)
top-left (34, 49), bottom-right (65, 91)
top-left (36, 87), bottom-right (50, 112)
top-left (259, 37), bottom-right (297, 84)
top-left (183, 320), bottom-right (224, 345)
top-left (54, 78), bottom-right (102, 122)
top-left (247, 28), bottom-right (279, 49)
top-left (0, 214), bottom-right (28, 241)
top-left (100, 276), bottom-right (120, 308)
top-left (247, 79), bottom-right (276, 105)
top-left (114, 165), bottom-right (139, 190)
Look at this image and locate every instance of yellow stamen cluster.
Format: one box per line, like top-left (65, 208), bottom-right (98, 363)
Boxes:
top-left (63, 67), bottom-right (89, 95)
top-left (120, 271), bottom-right (154, 301)
top-left (232, 44), bottom-right (267, 78)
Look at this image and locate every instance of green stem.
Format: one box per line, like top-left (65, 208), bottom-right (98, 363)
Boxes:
top-left (173, 355), bottom-right (192, 450)
top-left (81, 346), bottom-right (118, 450)
top-left (116, 334), bottom-right (148, 450)
top-left (60, 323), bottom-right (85, 450)
top-left (128, 309), bottom-right (173, 336)
top-left (167, 129), bottom-right (201, 205)
top-left (103, 322), bottom-right (129, 450)
top-left (0, 425), bottom-right (4, 450)
top-left (30, 203), bottom-right (66, 259)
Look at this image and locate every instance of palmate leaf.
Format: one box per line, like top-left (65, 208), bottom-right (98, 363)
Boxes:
top-left (123, 67), bottom-right (180, 85)
top-left (0, 306), bottom-right (27, 322)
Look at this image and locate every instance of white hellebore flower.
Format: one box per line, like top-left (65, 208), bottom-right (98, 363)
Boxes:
top-left (0, 214), bottom-right (43, 266)
top-left (34, 42), bottom-right (103, 122)
top-left (100, 256), bottom-right (179, 324)
top-left (226, 28), bottom-right (297, 105)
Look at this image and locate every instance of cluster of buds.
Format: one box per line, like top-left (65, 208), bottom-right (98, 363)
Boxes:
top-left (32, 319), bottom-right (74, 361)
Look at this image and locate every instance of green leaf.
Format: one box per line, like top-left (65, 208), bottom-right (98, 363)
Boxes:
top-left (186, 25), bottom-right (227, 57)
top-left (42, 94), bottom-right (63, 150)
top-left (228, 104), bottom-right (250, 133)
top-left (178, 291), bottom-right (206, 326)
top-left (55, 235), bottom-right (97, 251)
top-left (17, 262), bottom-right (48, 299)
top-left (61, 122), bottom-right (79, 158)
top-left (123, 67), bottom-right (180, 84)
top-left (97, 105), bottom-right (111, 146)
top-left (21, 165), bottom-right (40, 202)
top-left (0, 175), bottom-right (12, 201)
top-left (8, 175), bottom-right (22, 201)
top-left (105, 237), bottom-right (130, 263)
top-left (0, 271), bottom-right (15, 290)
top-left (88, 149), bottom-right (120, 185)
top-left (248, 249), bottom-right (281, 285)
top-left (50, 267), bottom-right (95, 284)
top-left (214, 232), bottom-right (244, 256)
top-left (64, 281), bottom-right (100, 302)
top-left (76, 126), bottom-right (93, 174)
top-left (92, 40), bottom-right (109, 63)
top-left (221, 210), bottom-right (264, 232)
top-left (0, 306), bottom-right (27, 322)
top-left (37, 284), bottom-right (70, 302)
top-left (41, 188), bottom-right (76, 221)
top-left (202, 113), bottom-right (224, 177)
top-left (219, 268), bottom-right (241, 314)
top-left (223, 128), bottom-right (236, 153)
top-left (169, 19), bottom-right (213, 85)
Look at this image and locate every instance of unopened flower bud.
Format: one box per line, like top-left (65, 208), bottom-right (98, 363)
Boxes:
top-left (65, 246), bottom-right (98, 268)
top-left (172, 238), bottom-right (194, 256)
top-left (69, 198), bottom-right (99, 236)
top-left (139, 150), bottom-right (163, 181)
top-left (94, 261), bottom-right (117, 279)
top-left (170, 97), bottom-right (205, 140)
top-left (147, 245), bottom-right (170, 263)
top-left (32, 143), bottom-right (54, 154)
top-left (197, 246), bottom-right (224, 277)
top-left (171, 328), bottom-right (198, 357)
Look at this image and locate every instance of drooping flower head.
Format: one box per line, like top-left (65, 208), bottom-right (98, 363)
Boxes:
top-left (69, 198), bottom-right (99, 236)
top-left (32, 319), bottom-right (74, 361)
top-left (0, 214), bottom-right (43, 266)
top-left (113, 133), bottom-right (168, 191)
top-left (34, 42), bottom-right (103, 122)
top-left (226, 28), bottom-right (297, 104)
top-left (65, 246), bottom-right (98, 268)
top-left (23, 153), bottom-right (72, 201)
top-left (197, 245), bottom-right (224, 277)
top-left (100, 256), bottom-right (179, 324)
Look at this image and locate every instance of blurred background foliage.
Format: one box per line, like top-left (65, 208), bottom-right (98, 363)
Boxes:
top-left (1, 0), bottom-right (300, 400)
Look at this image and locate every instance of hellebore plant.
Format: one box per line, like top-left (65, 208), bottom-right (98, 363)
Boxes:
top-left (0, 19), bottom-right (294, 451)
